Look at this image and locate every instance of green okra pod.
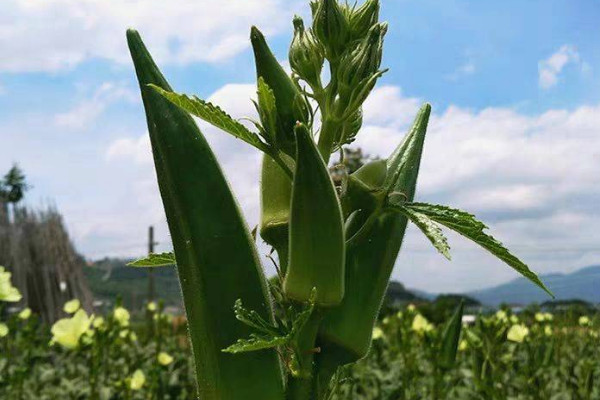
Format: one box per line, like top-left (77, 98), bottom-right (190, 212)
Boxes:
top-left (251, 26), bottom-right (309, 157)
top-left (284, 123), bottom-right (345, 306)
top-left (438, 301), bottom-right (465, 369)
top-left (260, 153), bottom-right (293, 274)
top-left (127, 30), bottom-right (284, 400)
top-left (318, 104), bottom-right (431, 363)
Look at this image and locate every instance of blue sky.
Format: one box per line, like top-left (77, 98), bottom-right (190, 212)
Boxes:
top-left (1, 0), bottom-right (599, 293)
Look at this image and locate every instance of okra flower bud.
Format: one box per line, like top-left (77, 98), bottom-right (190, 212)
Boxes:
top-left (251, 26), bottom-right (309, 156)
top-left (338, 107), bottom-right (363, 148)
top-left (337, 23), bottom-right (386, 91)
top-left (312, 0), bottom-right (350, 60)
top-left (289, 16), bottom-right (325, 88)
top-left (348, 0), bottom-right (380, 40)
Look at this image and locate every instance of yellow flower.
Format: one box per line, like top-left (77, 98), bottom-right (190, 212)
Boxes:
top-left (411, 314), bottom-right (433, 333)
top-left (579, 316), bottom-right (590, 326)
top-left (534, 313), bottom-right (545, 322)
top-left (63, 299), bottom-right (81, 314)
top-left (18, 308), bottom-right (32, 320)
top-left (544, 326), bottom-right (552, 336)
top-left (495, 310), bottom-right (508, 323)
top-left (130, 369), bottom-right (145, 390)
top-left (158, 352), bottom-right (174, 366)
top-left (113, 307), bottom-right (130, 327)
top-left (50, 309), bottom-right (93, 349)
top-left (130, 332), bottom-right (138, 342)
top-left (147, 301), bottom-right (157, 312)
top-left (119, 329), bottom-right (130, 339)
top-left (543, 313), bottom-right (553, 321)
top-left (0, 323), bottom-right (8, 337)
top-left (458, 339), bottom-right (468, 351)
top-left (507, 324), bottom-right (529, 343)
top-left (382, 317), bottom-right (390, 325)
top-left (407, 304), bottom-right (416, 312)
top-left (372, 326), bottom-right (384, 340)
top-left (92, 316), bottom-right (105, 329)
top-left (510, 315), bottom-right (519, 324)
top-left (0, 266), bottom-right (22, 302)
top-left (396, 311), bottom-right (403, 319)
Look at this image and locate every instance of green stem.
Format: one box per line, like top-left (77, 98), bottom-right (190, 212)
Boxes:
top-left (287, 312), bottom-right (323, 400)
top-left (317, 119), bottom-right (337, 164)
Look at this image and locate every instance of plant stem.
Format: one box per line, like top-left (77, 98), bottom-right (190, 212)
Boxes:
top-left (287, 312), bottom-right (323, 400)
top-left (317, 119), bottom-right (337, 164)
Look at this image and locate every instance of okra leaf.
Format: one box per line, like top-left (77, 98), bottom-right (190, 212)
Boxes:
top-left (391, 205), bottom-right (451, 260)
top-left (289, 288), bottom-right (316, 338)
top-left (256, 77), bottom-right (278, 143)
top-left (222, 334), bottom-right (288, 354)
top-left (127, 252), bottom-right (176, 267)
top-left (402, 202), bottom-right (553, 297)
top-left (438, 301), bottom-right (464, 369)
top-left (149, 85), bottom-right (270, 153)
top-left (233, 299), bottom-right (282, 337)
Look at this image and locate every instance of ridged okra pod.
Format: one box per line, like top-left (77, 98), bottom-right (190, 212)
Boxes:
top-left (251, 27), bottom-right (309, 157)
top-left (127, 30), bottom-right (284, 399)
top-left (284, 123), bottom-right (345, 306)
top-left (318, 105), bottom-right (431, 363)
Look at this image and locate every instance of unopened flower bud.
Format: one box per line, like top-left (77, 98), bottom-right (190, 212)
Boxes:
top-left (313, 0), bottom-right (350, 60)
top-left (289, 16), bottom-right (325, 87)
top-left (337, 23), bottom-right (386, 90)
top-left (349, 0), bottom-right (380, 40)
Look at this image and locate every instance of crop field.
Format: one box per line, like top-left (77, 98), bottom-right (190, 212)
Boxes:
top-left (1, 300), bottom-right (598, 399)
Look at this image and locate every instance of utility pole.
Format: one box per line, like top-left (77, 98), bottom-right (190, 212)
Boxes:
top-left (147, 226), bottom-right (158, 302)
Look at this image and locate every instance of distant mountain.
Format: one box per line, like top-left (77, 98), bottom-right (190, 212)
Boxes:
top-left (468, 265), bottom-right (600, 306)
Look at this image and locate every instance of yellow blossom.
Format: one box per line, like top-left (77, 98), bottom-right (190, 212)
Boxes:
top-left (130, 332), bottom-right (138, 342)
top-left (535, 313), bottom-right (545, 322)
top-left (544, 326), bottom-right (552, 336)
top-left (147, 301), bottom-right (157, 312)
top-left (372, 326), bottom-right (384, 340)
top-left (396, 311), bottom-right (403, 319)
top-left (507, 324), bottom-right (529, 343)
top-left (458, 340), bottom-right (468, 351)
top-left (113, 307), bottom-right (130, 327)
top-left (510, 315), bottom-right (519, 324)
top-left (18, 308), bottom-right (32, 320)
top-left (579, 316), bottom-right (590, 326)
top-left (158, 352), bottom-right (174, 366)
top-left (411, 314), bottom-right (433, 333)
top-left (92, 316), bottom-right (105, 329)
top-left (495, 310), bottom-right (508, 322)
top-left (130, 369), bottom-right (145, 390)
top-left (407, 304), bottom-right (416, 312)
top-left (382, 317), bottom-right (390, 325)
top-left (63, 299), bottom-right (81, 314)
top-left (119, 329), bottom-right (130, 339)
top-left (0, 266), bottom-right (22, 302)
top-left (50, 309), bottom-right (93, 349)
top-left (0, 323), bottom-right (8, 337)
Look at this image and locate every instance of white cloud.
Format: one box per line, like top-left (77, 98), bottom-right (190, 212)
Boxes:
top-left (54, 82), bottom-right (137, 129)
top-left (106, 134), bottom-right (151, 165)
top-left (354, 86), bottom-right (600, 291)
top-left (538, 45), bottom-right (585, 89)
top-left (0, 0), bottom-right (303, 73)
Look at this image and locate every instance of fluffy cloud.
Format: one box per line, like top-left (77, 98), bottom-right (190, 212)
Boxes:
top-left (55, 82), bottom-right (137, 129)
top-left (355, 86), bottom-right (600, 291)
top-left (0, 0), bottom-right (302, 72)
top-left (538, 45), bottom-right (585, 89)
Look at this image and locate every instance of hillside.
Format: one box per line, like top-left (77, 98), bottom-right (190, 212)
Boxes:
top-left (468, 265), bottom-right (600, 306)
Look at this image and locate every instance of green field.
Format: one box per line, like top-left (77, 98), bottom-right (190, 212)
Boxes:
top-left (1, 300), bottom-right (598, 399)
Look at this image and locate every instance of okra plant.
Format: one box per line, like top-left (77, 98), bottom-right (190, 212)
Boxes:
top-left (127, 0), bottom-right (551, 398)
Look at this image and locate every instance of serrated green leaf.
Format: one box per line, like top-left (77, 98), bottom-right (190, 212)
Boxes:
top-left (149, 84), bottom-right (269, 153)
top-left (256, 77), bottom-right (278, 143)
top-left (391, 206), bottom-right (451, 260)
top-left (222, 334), bottom-right (288, 354)
top-left (127, 252), bottom-right (176, 267)
top-left (289, 288), bottom-right (316, 338)
top-left (233, 299), bottom-right (282, 337)
top-left (402, 202), bottom-right (553, 297)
